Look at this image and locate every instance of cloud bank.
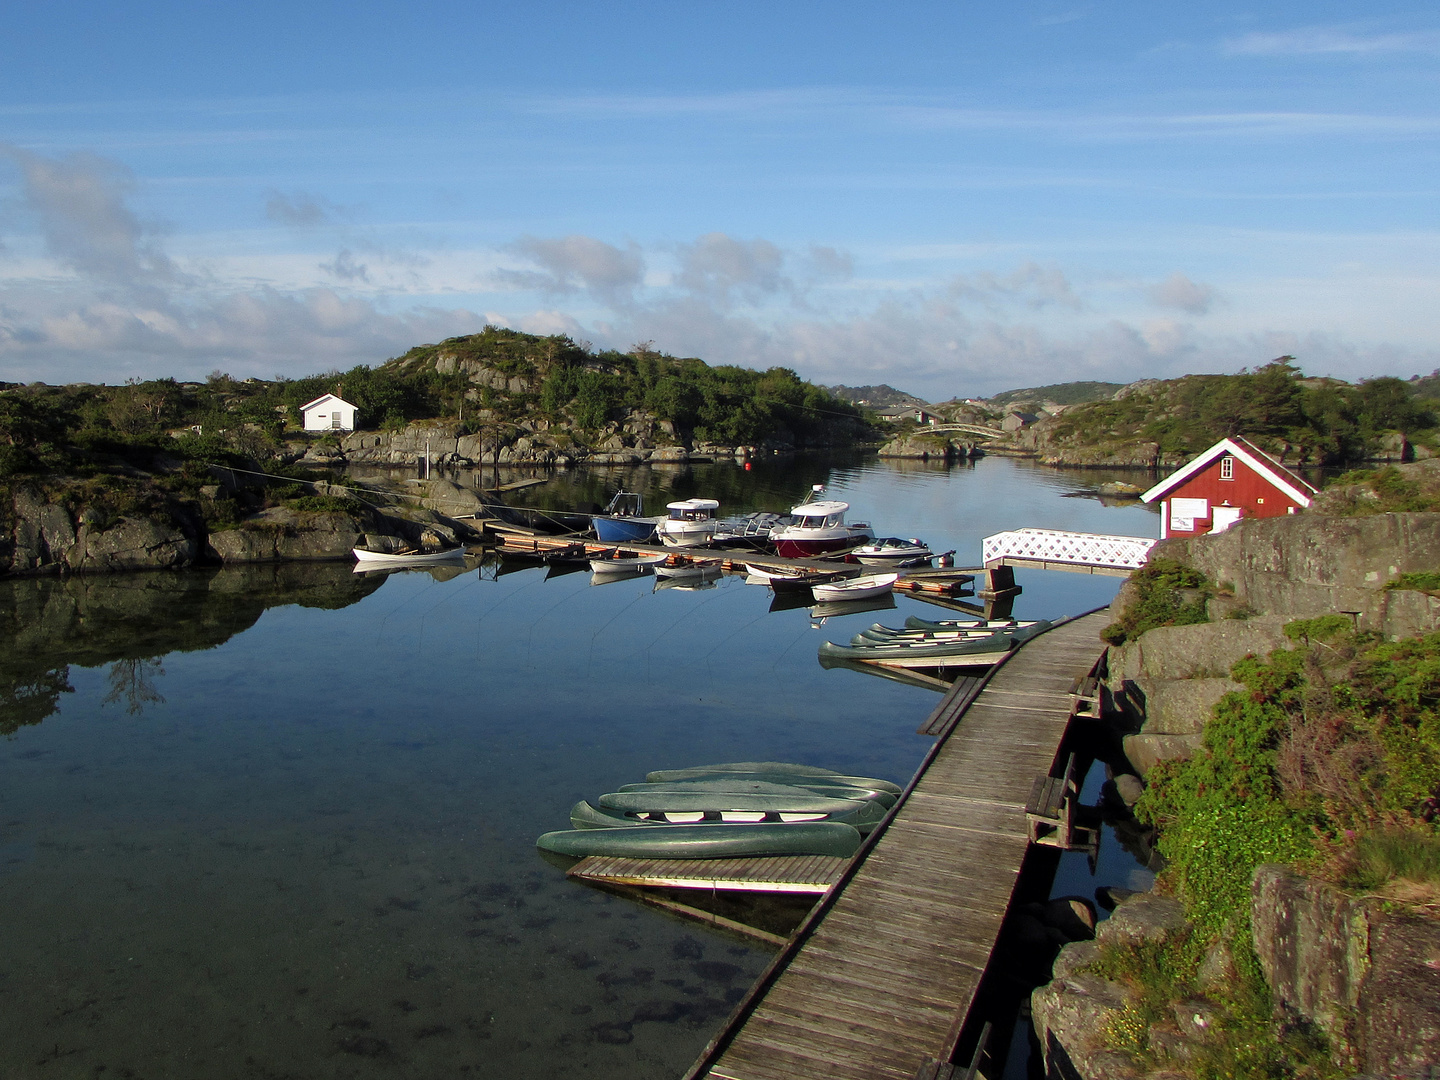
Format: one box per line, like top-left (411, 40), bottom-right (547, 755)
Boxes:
top-left (1, 145), bottom-right (1434, 399)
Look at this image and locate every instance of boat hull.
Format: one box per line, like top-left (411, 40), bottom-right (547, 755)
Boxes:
top-left (352, 547), bottom-right (466, 565)
top-left (773, 535), bottom-right (864, 558)
top-left (810, 574), bottom-right (898, 602)
top-left (536, 822), bottom-right (863, 859)
top-left (593, 517), bottom-right (659, 543)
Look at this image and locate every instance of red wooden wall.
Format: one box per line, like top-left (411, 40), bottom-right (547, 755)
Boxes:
top-left (1161, 454), bottom-right (1306, 537)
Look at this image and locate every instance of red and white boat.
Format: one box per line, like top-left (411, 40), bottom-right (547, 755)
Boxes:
top-left (769, 493), bottom-right (874, 558)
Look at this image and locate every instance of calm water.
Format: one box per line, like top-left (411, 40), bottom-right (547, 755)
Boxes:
top-left (0, 456), bottom-right (1158, 1079)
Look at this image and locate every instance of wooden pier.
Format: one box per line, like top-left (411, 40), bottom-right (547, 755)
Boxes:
top-left (493, 532), bottom-right (984, 598)
top-left (683, 609), bottom-right (1111, 1080)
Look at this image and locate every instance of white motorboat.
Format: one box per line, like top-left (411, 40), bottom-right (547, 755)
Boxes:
top-left (589, 550), bottom-right (669, 573)
top-left (658, 498), bottom-right (721, 547)
top-left (850, 537), bottom-right (933, 567)
top-left (769, 487), bottom-right (873, 557)
top-left (352, 546), bottom-right (467, 565)
top-left (810, 573), bottom-right (898, 602)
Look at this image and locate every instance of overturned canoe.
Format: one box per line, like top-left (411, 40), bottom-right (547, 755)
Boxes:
top-left (537, 821), bottom-right (864, 860)
top-left (598, 788), bottom-right (873, 815)
top-left (645, 762), bottom-right (903, 795)
top-left (616, 777), bottom-right (897, 807)
top-left (569, 797), bottom-right (888, 833)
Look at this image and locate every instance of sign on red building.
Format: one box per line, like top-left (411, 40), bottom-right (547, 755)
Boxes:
top-left (1141, 436), bottom-right (1316, 539)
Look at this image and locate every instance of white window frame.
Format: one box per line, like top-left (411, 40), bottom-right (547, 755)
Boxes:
top-left (1220, 455), bottom-right (1234, 481)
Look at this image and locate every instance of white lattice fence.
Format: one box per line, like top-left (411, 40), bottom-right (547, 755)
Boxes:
top-left (982, 528), bottom-right (1157, 571)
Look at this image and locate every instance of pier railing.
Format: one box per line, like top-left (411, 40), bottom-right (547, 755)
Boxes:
top-left (982, 527), bottom-right (1156, 576)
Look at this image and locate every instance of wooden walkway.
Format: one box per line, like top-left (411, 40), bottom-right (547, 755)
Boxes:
top-left (684, 609), bottom-right (1111, 1080)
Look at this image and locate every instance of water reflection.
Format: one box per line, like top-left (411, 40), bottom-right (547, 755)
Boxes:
top-left (102, 656), bottom-right (166, 716)
top-left (0, 562), bottom-right (385, 734)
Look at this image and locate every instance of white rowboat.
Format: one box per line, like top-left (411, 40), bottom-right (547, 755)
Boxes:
top-left (810, 573), bottom-right (898, 602)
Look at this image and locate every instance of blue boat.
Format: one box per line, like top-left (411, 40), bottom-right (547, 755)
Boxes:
top-left (592, 491), bottom-right (661, 543)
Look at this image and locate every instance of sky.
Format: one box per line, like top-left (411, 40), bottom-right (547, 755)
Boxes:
top-left (0, 1), bottom-right (1437, 400)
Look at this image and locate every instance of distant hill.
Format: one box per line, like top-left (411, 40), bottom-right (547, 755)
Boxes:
top-left (986, 381), bottom-right (1125, 408)
top-left (827, 384), bottom-right (928, 408)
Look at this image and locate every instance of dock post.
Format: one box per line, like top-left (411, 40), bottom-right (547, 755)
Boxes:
top-left (978, 564), bottom-right (1018, 599)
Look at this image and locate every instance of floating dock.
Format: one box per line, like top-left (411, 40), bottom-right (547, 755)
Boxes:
top-left (683, 609), bottom-right (1111, 1080)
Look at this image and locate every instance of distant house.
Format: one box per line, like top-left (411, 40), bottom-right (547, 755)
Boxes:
top-left (1141, 436), bottom-right (1316, 539)
top-left (875, 405), bottom-right (934, 425)
top-left (1001, 411), bottom-right (1039, 432)
top-left (300, 394), bottom-right (358, 432)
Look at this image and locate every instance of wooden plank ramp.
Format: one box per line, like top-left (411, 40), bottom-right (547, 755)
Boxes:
top-left (684, 609), bottom-right (1111, 1080)
top-left (568, 854), bottom-right (847, 894)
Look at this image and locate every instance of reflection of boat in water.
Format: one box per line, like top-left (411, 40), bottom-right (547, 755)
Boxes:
top-left (769, 487), bottom-right (874, 558)
top-left (807, 594), bottom-right (898, 620)
top-left (811, 573), bottom-right (897, 602)
top-left (592, 491), bottom-right (661, 544)
top-left (537, 762), bottom-right (902, 859)
top-left (352, 546), bottom-right (466, 566)
top-left (654, 571), bottom-right (720, 592)
top-left (658, 499), bottom-right (721, 547)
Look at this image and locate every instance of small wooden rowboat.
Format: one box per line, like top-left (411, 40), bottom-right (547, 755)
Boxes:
top-left (352, 546), bottom-right (466, 565)
top-left (588, 550), bottom-right (669, 573)
top-left (810, 573), bottom-right (898, 602)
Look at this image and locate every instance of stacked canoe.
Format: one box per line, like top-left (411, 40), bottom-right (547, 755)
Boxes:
top-left (536, 762), bottom-right (903, 860)
top-left (818, 617), bottom-right (1053, 668)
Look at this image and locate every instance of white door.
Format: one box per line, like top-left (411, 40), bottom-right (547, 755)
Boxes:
top-left (1210, 506), bottom-right (1243, 533)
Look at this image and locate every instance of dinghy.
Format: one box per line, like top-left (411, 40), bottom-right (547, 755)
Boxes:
top-left (352, 546), bottom-right (466, 565)
top-left (810, 573), bottom-right (898, 602)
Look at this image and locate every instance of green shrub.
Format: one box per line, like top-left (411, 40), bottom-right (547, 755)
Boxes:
top-left (285, 495), bottom-right (357, 514)
top-left (1102, 558), bottom-right (1212, 645)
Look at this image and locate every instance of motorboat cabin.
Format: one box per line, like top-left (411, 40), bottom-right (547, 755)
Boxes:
top-left (770, 499), bottom-right (874, 558)
top-left (658, 498), bottom-right (720, 547)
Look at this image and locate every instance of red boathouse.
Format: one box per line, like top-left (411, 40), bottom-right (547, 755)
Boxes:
top-left (1141, 435), bottom-right (1317, 539)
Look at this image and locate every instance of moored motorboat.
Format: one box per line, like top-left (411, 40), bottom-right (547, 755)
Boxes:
top-left (536, 821), bottom-right (864, 860)
top-left (592, 491), bottom-right (662, 544)
top-left (769, 486), bottom-right (874, 558)
top-left (352, 546), bottom-right (467, 565)
top-left (850, 537), bottom-right (933, 567)
top-left (658, 498), bottom-right (721, 547)
top-left (810, 573), bottom-right (898, 602)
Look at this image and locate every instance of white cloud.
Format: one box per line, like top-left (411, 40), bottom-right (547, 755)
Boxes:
top-left (1148, 272), bottom-right (1215, 314)
top-left (675, 233), bottom-right (788, 306)
top-left (494, 234), bottom-right (645, 308)
top-left (1226, 27), bottom-right (1440, 57)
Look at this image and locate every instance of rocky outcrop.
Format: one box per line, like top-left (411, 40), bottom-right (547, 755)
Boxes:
top-left (877, 432), bottom-right (977, 460)
top-left (4, 488), bottom-right (201, 576)
top-left (1107, 618), bottom-right (1291, 776)
top-left (1252, 864), bottom-right (1440, 1072)
top-left (1153, 512), bottom-right (1440, 641)
top-left (1031, 894), bottom-right (1189, 1079)
top-left (206, 504), bottom-right (472, 563)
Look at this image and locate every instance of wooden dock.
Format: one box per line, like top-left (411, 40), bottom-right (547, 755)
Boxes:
top-left (683, 609), bottom-right (1111, 1080)
top-left (494, 533), bottom-right (979, 598)
top-left (569, 854), bottom-right (848, 894)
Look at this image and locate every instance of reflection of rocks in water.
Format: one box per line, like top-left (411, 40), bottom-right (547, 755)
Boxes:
top-left (0, 564), bottom-right (386, 732)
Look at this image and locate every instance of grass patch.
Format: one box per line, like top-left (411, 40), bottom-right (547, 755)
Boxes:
top-left (1343, 828), bottom-right (1440, 900)
top-left (1385, 571), bottom-right (1440, 594)
top-left (1085, 930), bottom-right (1340, 1078)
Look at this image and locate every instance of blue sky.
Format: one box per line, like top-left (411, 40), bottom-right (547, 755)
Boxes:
top-left (1, 1), bottom-right (1436, 399)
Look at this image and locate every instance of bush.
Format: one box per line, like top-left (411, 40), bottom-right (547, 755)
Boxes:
top-left (1102, 558), bottom-right (1212, 645)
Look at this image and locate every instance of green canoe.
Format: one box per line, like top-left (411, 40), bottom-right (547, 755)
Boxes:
top-left (598, 788), bottom-right (871, 815)
top-left (646, 762), bottom-right (903, 796)
top-left (569, 797), bottom-right (888, 833)
top-left (616, 777), bottom-right (896, 807)
top-left (536, 821), bottom-right (864, 860)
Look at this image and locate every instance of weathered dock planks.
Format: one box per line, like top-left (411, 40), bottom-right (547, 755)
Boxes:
top-left (685, 609), bottom-right (1111, 1080)
top-left (568, 854), bottom-right (847, 894)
